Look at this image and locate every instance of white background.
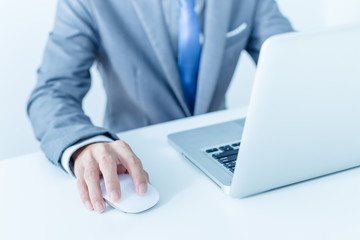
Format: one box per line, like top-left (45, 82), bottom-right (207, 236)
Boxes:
top-left (0, 0), bottom-right (359, 160)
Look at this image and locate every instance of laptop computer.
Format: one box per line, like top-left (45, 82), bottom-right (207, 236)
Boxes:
top-left (168, 25), bottom-right (360, 198)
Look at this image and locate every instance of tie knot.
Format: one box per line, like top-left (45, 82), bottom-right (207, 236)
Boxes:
top-left (178, 0), bottom-right (195, 9)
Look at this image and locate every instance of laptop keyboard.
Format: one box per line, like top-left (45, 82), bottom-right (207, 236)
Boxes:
top-left (204, 141), bottom-right (240, 174)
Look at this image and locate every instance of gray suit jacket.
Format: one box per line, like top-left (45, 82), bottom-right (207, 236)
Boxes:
top-left (27, 0), bottom-right (292, 167)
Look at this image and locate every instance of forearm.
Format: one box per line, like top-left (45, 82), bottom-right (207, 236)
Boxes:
top-left (246, 0), bottom-right (294, 63)
top-left (26, 0), bottom-right (118, 168)
top-left (27, 89), bottom-right (118, 168)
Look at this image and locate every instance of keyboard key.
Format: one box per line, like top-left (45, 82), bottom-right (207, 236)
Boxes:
top-left (229, 168), bottom-right (234, 173)
top-left (224, 163), bottom-right (236, 170)
top-left (219, 145), bottom-right (233, 151)
top-left (224, 162), bottom-right (236, 168)
top-left (217, 154), bottom-right (237, 164)
top-left (205, 148), bottom-right (218, 153)
top-left (231, 142), bottom-right (241, 147)
top-left (212, 149), bottom-right (239, 159)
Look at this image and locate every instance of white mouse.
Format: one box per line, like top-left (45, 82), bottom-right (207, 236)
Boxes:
top-left (100, 174), bottom-right (160, 213)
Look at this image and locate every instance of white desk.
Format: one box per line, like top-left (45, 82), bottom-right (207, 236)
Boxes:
top-left (1, 108), bottom-right (360, 240)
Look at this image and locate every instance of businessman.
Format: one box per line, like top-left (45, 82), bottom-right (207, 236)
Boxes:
top-left (27, 0), bottom-right (293, 213)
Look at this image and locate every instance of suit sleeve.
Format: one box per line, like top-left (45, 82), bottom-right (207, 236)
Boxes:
top-left (246, 0), bottom-right (294, 63)
top-left (27, 0), bottom-right (119, 169)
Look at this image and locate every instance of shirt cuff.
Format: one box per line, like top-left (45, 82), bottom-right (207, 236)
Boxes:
top-left (61, 135), bottom-right (114, 177)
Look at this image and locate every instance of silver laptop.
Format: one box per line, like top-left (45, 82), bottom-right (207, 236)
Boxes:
top-left (168, 25), bottom-right (360, 198)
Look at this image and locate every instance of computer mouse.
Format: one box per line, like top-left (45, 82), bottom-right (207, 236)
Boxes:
top-left (100, 174), bottom-right (160, 213)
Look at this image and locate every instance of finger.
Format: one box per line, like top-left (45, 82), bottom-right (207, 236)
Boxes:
top-left (77, 176), bottom-right (93, 211)
top-left (84, 162), bottom-right (106, 213)
top-left (73, 151), bottom-right (93, 211)
top-left (112, 141), bottom-right (148, 195)
top-left (144, 170), bottom-right (150, 183)
top-left (96, 151), bottom-right (121, 202)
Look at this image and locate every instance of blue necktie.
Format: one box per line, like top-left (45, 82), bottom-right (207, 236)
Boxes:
top-left (178, 0), bottom-right (202, 114)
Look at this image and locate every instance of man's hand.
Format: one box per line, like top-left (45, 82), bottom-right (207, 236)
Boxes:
top-left (72, 140), bottom-right (149, 213)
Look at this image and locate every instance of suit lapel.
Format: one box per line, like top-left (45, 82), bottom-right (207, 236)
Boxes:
top-left (194, 0), bottom-right (232, 115)
top-left (131, 0), bottom-right (191, 116)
